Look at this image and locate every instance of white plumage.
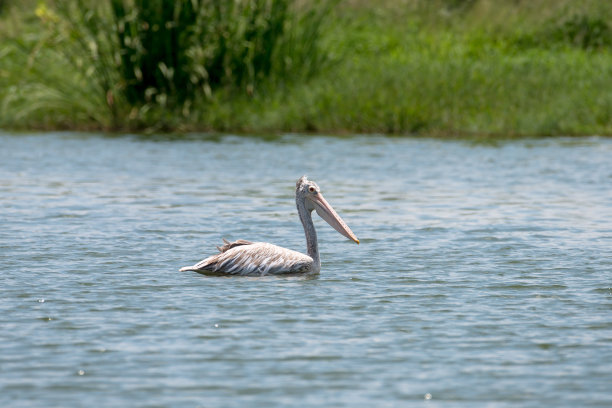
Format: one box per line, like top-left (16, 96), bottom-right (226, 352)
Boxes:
top-left (179, 176), bottom-right (359, 276)
top-left (180, 241), bottom-right (312, 275)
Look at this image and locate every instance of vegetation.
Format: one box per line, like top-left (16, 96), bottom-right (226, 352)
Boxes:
top-left (1, 0), bottom-right (612, 136)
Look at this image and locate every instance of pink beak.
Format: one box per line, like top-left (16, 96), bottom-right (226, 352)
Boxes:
top-left (309, 193), bottom-right (359, 244)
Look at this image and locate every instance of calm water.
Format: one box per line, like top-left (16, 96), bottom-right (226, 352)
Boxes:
top-left (1, 132), bottom-right (611, 407)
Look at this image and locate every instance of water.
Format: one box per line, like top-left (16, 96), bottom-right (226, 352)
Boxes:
top-left (1, 132), bottom-right (611, 407)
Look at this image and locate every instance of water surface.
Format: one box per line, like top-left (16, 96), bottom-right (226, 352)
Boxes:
top-left (1, 132), bottom-right (611, 407)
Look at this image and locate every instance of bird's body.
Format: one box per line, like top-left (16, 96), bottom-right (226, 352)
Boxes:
top-left (180, 240), bottom-right (313, 275)
top-left (179, 176), bottom-right (359, 276)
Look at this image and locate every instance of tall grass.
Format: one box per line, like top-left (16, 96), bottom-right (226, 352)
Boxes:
top-left (192, 0), bottom-right (612, 136)
top-left (0, 0), bottom-right (335, 129)
top-left (1, 0), bottom-right (612, 135)
top-left (111, 0), bottom-right (323, 105)
top-left (0, 1), bottom-right (118, 128)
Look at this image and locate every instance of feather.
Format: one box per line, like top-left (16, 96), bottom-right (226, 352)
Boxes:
top-left (216, 238), bottom-right (253, 252)
top-left (180, 241), bottom-right (313, 276)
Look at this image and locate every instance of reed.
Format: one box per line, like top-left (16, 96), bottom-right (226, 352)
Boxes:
top-left (192, 0), bottom-right (612, 136)
top-left (1, 0), bottom-right (611, 135)
top-left (0, 0), bottom-right (334, 129)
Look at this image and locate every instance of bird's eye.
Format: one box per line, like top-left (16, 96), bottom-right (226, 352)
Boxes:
top-left (309, 186), bottom-right (316, 193)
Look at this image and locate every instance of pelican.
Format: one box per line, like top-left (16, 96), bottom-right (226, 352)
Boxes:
top-left (179, 176), bottom-right (359, 276)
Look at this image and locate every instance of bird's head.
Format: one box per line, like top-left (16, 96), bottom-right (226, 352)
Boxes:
top-left (296, 176), bottom-right (359, 244)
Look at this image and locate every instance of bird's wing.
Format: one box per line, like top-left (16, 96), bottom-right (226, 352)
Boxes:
top-left (216, 238), bottom-right (253, 253)
top-left (180, 241), bottom-right (313, 276)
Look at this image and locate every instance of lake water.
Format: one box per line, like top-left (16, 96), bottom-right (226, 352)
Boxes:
top-left (1, 132), bottom-right (611, 407)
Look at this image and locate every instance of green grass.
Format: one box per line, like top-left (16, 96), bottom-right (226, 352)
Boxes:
top-left (1, 0), bottom-right (612, 136)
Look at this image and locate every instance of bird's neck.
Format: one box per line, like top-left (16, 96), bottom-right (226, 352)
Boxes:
top-left (297, 200), bottom-right (320, 270)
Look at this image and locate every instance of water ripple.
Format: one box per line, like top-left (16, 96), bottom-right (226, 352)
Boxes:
top-left (0, 133), bottom-right (611, 407)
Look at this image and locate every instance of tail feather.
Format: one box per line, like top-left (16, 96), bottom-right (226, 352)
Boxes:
top-left (179, 255), bottom-right (213, 272)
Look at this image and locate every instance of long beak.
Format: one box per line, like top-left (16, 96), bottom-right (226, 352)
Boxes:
top-left (310, 193), bottom-right (359, 244)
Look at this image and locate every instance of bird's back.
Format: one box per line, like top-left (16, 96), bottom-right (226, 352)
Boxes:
top-left (180, 241), bottom-right (314, 276)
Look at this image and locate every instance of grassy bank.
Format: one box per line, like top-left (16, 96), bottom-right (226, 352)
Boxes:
top-left (1, 0), bottom-right (612, 136)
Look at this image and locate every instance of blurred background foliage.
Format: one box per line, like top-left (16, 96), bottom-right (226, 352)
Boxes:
top-left (0, 0), bottom-right (611, 135)
top-left (0, 0), bottom-right (334, 130)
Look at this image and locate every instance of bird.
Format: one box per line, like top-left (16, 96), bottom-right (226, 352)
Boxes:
top-left (179, 176), bottom-right (359, 276)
